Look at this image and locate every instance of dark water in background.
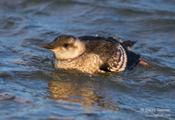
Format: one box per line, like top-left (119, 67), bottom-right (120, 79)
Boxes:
top-left (0, 0), bottom-right (175, 119)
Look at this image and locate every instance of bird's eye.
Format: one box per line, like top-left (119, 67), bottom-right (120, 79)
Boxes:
top-left (63, 43), bottom-right (69, 48)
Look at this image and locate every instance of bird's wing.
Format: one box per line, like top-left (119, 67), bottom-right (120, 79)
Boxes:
top-left (111, 37), bottom-right (140, 70)
top-left (99, 44), bottom-right (127, 72)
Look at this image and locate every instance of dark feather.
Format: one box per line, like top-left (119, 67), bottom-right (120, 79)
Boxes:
top-left (79, 36), bottom-right (105, 41)
top-left (122, 40), bottom-right (136, 48)
top-left (126, 50), bottom-right (140, 70)
top-left (99, 63), bottom-right (111, 72)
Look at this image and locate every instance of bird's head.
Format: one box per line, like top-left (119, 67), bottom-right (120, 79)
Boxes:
top-left (43, 35), bottom-right (85, 60)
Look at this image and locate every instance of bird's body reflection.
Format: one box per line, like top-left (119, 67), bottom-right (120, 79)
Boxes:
top-left (48, 74), bottom-right (118, 111)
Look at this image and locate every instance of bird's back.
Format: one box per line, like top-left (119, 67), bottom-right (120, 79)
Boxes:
top-left (79, 36), bottom-right (140, 72)
top-left (80, 36), bottom-right (120, 61)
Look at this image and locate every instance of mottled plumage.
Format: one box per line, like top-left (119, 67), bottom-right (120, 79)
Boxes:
top-left (43, 35), bottom-right (143, 74)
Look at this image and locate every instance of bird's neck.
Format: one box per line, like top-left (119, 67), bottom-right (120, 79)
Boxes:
top-left (54, 52), bottom-right (86, 69)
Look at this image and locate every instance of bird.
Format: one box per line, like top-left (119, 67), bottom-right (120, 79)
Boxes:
top-left (43, 34), bottom-right (149, 74)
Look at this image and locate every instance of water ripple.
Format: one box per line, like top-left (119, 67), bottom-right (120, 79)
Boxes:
top-left (0, 0), bottom-right (175, 119)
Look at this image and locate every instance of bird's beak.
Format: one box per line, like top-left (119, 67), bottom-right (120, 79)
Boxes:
top-left (42, 42), bottom-right (58, 52)
top-left (42, 43), bottom-right (54, 50)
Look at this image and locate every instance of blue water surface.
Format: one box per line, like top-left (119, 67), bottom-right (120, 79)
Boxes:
top-left (0, 0), bottom-right (175, 120)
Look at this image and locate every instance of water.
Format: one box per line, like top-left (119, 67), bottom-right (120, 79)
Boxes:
top-left (0, 0), bottom-right (175, 119)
